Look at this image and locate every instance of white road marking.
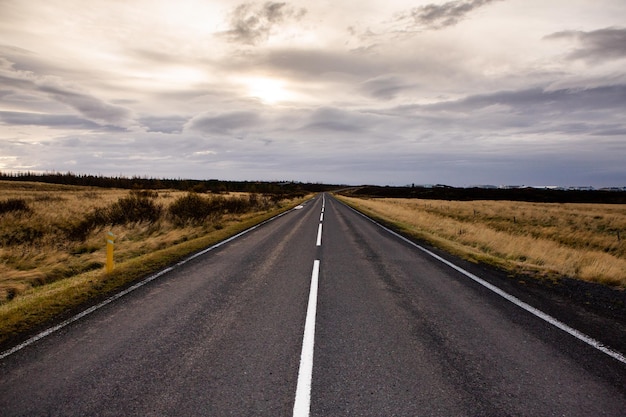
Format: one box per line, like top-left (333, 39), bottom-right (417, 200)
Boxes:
top-left (316, 224), bottom-right (322, 246)
top-left (320, 212), bottom-right (324, 222)
top-left (345, 201), bottom-right (626, 365)
top-left (293, 260), bottom-right (320, 417)
top-left (0, 206), bottom-right (298, 360)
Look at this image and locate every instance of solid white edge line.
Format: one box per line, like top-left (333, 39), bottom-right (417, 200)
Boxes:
top-left (0, 205), bottom-right (301, 361)
top-left (293, 260), bottom-right (320, 417)
top-left (342, 201), bottom-right (626, 365)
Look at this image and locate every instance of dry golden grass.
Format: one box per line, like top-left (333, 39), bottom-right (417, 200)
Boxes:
top-left (0, 182), bottom-right (182, 300)
top-left (0, 180), bottom-right (309, 344)
top-left (0, 180), bottom-right (304, 303)
top-left (337, 195), bottom-right (626, 288)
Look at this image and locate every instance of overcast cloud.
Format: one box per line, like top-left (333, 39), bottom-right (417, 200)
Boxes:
top-left (222, 2), bottom-right (307, 45)
top-left (0, 0), bottom-right (625, 186)
top-left (545, 27), bottom-right (626, 63)
top-left (397, 0), bottom-right (502, 30)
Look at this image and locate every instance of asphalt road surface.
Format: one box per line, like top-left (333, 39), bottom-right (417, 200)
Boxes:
top-left (1, 194), bottom-right (625, 416)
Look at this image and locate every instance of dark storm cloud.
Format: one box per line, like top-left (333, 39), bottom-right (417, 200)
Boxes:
top-left (186, 111), bottom-right (261, 134)
top-left (545, 27), bottom-right (626, 62)
top-left (222, 2), bottom-right (306, 45)
top-left (396, 0), bottom-right (502, 30)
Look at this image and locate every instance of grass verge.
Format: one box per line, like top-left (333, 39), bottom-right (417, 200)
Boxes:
top-left (335, 194), bottom-right (626, 288)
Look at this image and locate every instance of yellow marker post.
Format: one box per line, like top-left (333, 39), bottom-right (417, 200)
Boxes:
top-left (106, 231), bottom-right (115, 273)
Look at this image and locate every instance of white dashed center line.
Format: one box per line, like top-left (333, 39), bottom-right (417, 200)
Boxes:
top-left (293, 194), bottom-right (325, 417)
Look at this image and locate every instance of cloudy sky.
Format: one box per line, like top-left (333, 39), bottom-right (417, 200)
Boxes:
top-left (1, 0), bottom-right (625, 186)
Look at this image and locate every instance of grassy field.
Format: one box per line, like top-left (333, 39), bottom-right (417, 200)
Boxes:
top-left (336, 195), bottom-right (626, 288)
top-left (0, 181), bottom-right (308, 345)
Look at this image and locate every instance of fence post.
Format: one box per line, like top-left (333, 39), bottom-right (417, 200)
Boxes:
top-left (106, 231), bottom-right (115, 273)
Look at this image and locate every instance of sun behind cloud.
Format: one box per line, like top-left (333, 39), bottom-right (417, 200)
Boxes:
top-left (242, 77), bottom-right (293, 104)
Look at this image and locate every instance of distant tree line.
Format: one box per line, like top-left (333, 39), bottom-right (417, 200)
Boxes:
top-left (0, 171), bottom-right (340, 195)
top-left (341, 185), bottom-right (626, 204)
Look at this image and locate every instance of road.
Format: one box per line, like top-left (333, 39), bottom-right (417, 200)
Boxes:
top-left (1, 193), bottom-right (625, 416)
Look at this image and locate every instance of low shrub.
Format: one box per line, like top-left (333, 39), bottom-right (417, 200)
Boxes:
top-left (0, 225), bottom-right (45, 246)
top-left (216, 193), bottom-right (272, 214)
top-left (168, 193), bottom-right (216, 226)
top-left (107, 191), bottom-right (163, 224)
top-left (67, 191), bottom-right (163, 240)
top-left (168, 193), bottom-right (273, 226)
top-left (0, 198), bottom-right (30, 215)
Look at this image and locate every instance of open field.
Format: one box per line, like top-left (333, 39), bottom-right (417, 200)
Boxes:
top-left (0, 181), bottom-right (308, 345)
top-left (336, 195), bottom-right (626, 288)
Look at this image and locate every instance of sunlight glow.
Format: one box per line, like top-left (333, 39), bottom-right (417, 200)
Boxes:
top-left (242, 77), bottom-right (293, 104)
